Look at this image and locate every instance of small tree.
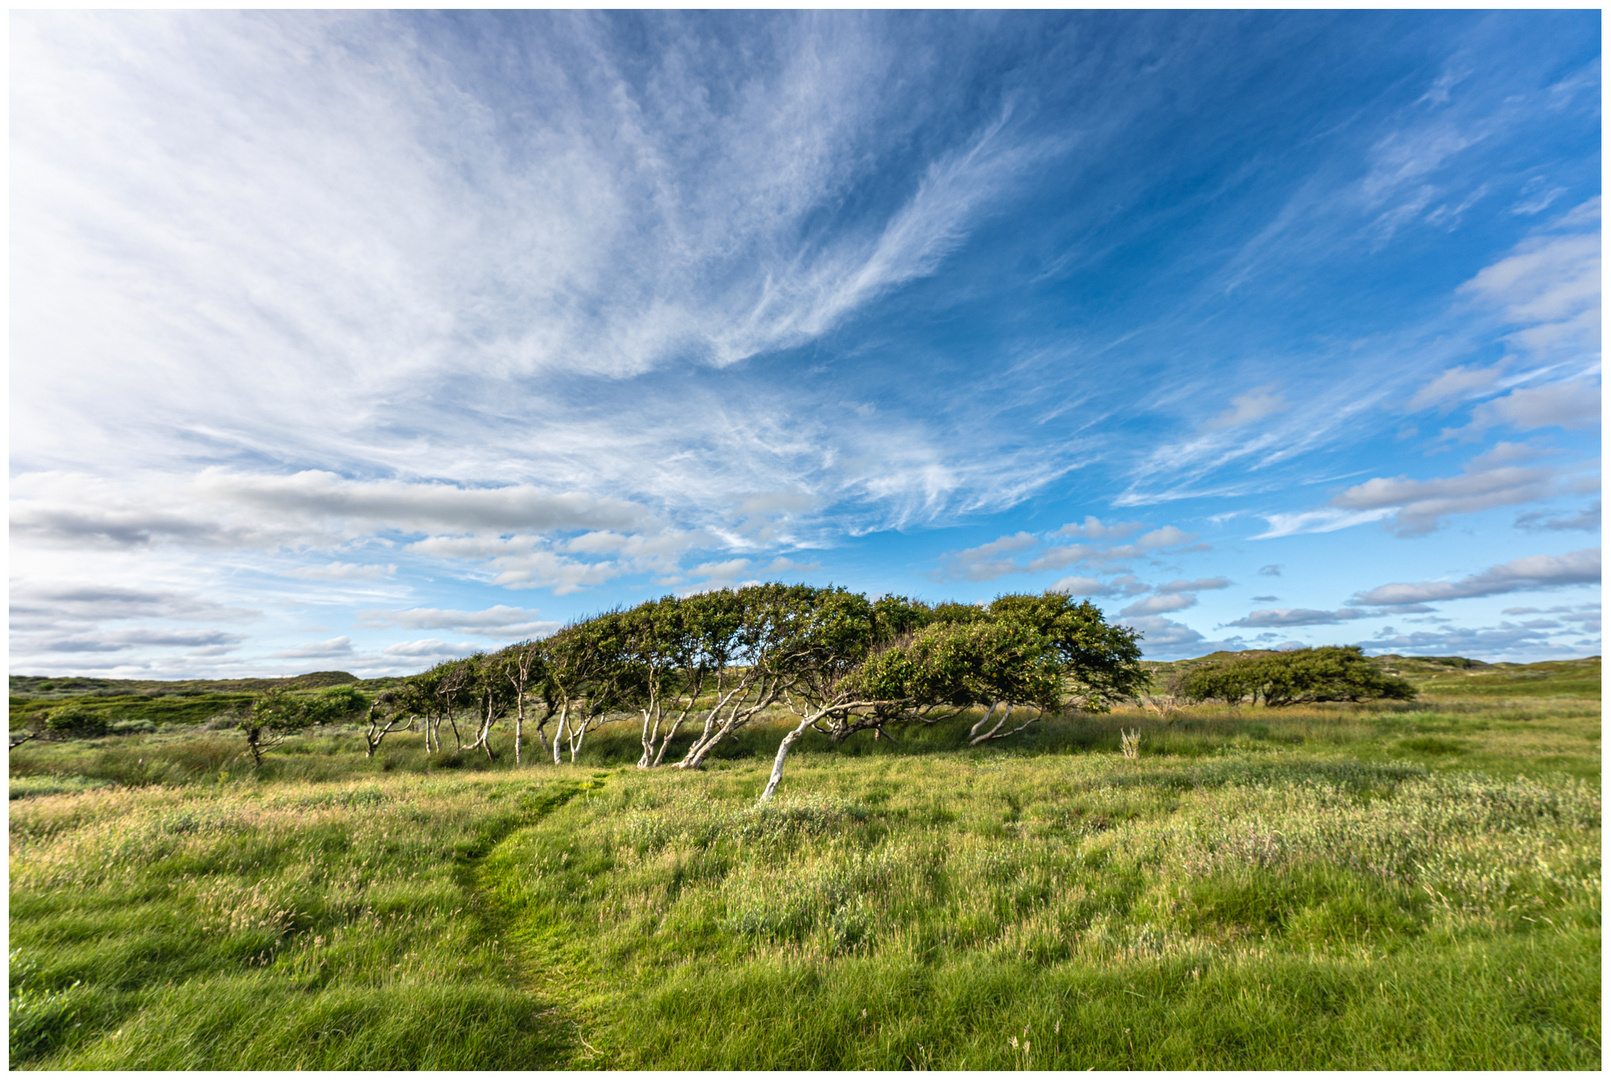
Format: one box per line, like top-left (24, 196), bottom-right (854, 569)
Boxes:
top-left (673, 584), bottom-right (841, 771)
top-left (240, 690), bottom-right (314, 767)
top-left (361, 690), bottom-right (412, 758)
top-left (637, 589), bottom-right (745, 768)
top-left (964, 592), bottom-right (1145, 744)
top-left (461, 653), bottom-right (517, 760)
top-left (543, 613), bottom-right (634, 765)
top-left (1137, 669), bottom-right (1188, 725)
top-left (409, 660), bottom-right (474, 753)
top-left (496, 640), bottom-right (551, 766)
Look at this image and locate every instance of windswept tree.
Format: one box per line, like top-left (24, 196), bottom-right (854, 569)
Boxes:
top-left (400, 660), bottom-right (473, 753)
top-left (622, 594), bottom-right (719, 769)
top-left (961, 592), bottom-right (1145, 744)
top-left (760, 616), bottom-right (1061, 801)
top-left (458, 653), bottom-right (518, 760)
top-left (384, 582), bottom-right (1148, 791)
top-left (1259, 646), bottom-right (1415, 706)
top-left (430, 660), bottom-right (475, 751)
top-left (494, 639), bottom-right (551, 766)
top-left (674, 584), bottom-right (871, 770)
top-left (361, 690), bottom-right (412, 758)
top-left (543, 612), bottom-right (637, 764)
top-left (1183, 646), bottom-right (1415, 707)
top-left (304, 684), bottom-right (371, 727)
top-left (758, 592), bottom-right (1142, 800)
top-left (760, 622), bottom-right (963, 801)
top-left (240, 689), bottom-right (314, 768)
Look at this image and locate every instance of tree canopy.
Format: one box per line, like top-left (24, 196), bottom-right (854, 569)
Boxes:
top-left (362, 583), bottom-right (1149, 800)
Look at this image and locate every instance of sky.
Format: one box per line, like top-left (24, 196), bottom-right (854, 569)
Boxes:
top-left (9, 10), bottom-right (1602, 678)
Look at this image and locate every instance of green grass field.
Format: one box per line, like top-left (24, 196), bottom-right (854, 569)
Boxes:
top-left (9, 656), bottom-right (1600, 1069)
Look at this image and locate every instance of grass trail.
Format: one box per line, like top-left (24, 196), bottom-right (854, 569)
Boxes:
top-left (10, 773), bottom-right (594, 1069)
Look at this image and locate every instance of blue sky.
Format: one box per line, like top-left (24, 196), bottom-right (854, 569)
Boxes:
top-left (10, 10), bottom-right (1601, 677)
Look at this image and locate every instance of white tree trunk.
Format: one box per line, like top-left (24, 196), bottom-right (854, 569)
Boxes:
top-left (968, 702), bottom-right (1002, 741)
top-left (759, 715), bottom-right (816, 803)
top-left (552, 703), bottom-right (569, 765)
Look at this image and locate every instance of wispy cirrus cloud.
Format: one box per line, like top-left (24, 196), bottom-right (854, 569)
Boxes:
top-left (8, 13), bottom-right (1600, 674)
top-left (11, 11), bottom-right (1064, 541)
top-left (289, 563), bottom-right (397, 582)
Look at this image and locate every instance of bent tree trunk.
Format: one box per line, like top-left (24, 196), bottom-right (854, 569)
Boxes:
top-left (551, 702), bottom-right (570, 765)
top-left (757, 698), bottom-right (899, 803)
top-left (566, 706), bottom-right (596, 763)
top-left (677, 676), bottom-right (787, 770)
top-left (759, 714), bottom-right (816, 803)
top-left (364, 708), bottom-right (410, 758)
top-left (967, 701), bottom-right (1044, 745)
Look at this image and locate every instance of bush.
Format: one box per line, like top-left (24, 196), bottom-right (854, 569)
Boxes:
top-left (43, 706), bottom-right (109, 740)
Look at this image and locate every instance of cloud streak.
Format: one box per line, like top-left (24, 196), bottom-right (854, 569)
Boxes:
top-left (1352, 547), bottom-right (1600, 605)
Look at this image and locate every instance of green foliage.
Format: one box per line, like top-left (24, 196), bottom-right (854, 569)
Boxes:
top-left (1179, 661), bottom-right (1265, 706)
top-left (43, 706), bottom-right (110, 740)
top-left (305, 685), bottom-right (370, 725)
top-left (1182, 647), bottom-right (1417, 707)
top-left (989, 592), bottom-right (1147, 708)
top-left (870, 594), bottom-right (934, 645)
top-left (237, 690), bottom-right (322, 767)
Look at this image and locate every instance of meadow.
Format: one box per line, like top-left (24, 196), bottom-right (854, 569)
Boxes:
top-left (8, 657), bottom-right (1601, 1069)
